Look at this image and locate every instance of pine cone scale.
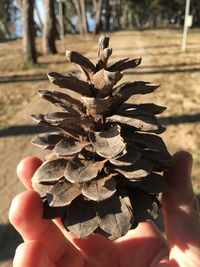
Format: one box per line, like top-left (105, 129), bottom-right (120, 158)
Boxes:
top-left (89, 125), bottom-right (126, 159)
top-left (32, 158), bottom-right (68, 184)
top-left (47, 180), bottom-right (81, 207)
top-left (64, 158), bottom-right (106, 183)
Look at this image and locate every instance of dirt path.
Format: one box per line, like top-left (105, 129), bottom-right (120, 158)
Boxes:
top-left (1, 30), bottom-right (200, 266)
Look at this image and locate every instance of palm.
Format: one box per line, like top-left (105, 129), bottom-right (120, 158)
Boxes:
top-left (10, 152), bottom-right (200, 267)
top-left (45, 221), bottom-right (167, 267)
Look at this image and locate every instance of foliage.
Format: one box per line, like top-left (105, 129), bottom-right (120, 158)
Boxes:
top-left (1, 0), bottom-right (200, 39)
top-left (0, 0), bottom-right (16, 38)
top-left (123, 0), bottom-right (200, 28)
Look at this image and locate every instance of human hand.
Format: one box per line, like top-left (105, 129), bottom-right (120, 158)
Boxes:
top-left (9, 151), bottom-right (200, 267)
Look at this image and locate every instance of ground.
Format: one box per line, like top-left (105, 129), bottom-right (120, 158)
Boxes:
top-left (0, 29), bottom-right (200, 266)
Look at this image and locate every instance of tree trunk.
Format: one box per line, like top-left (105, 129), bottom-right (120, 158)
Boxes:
top-left (93, 0), bottom-right (103, 34)
top-left (121, 2), bottom-right (128, 29)
top-left (104, 0), bottom-right (111, 31)
top-left (66, 16), bottom-right (77, 33)
top-left (111, 0), bottom-right (122, 30)
top-left (80, 0), bottom-right (88, 34)
top-left (21, 0), bottom-right (37, 63)
top-left (42, 0), bottom-right (57, 54)
top-left (72, 0), bottom-right (82, 33)
top-left (0, 20), bottom-right (10, 39)
top-left (72, 0), bottom-right (88, 34)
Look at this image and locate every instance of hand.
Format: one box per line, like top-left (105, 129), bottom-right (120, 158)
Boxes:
top-left (9, 151), bottom-right (200, 267)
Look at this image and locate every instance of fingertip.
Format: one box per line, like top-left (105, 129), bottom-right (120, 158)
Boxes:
top-left (13, 241), bottom-right (54, 267)
top-left (174, 150), bottom-right (193, 159)
top-left (17, 156), bottom-right (42, 189)
top-left (9, 191), bottom-right (43, 233)
top-left (172, 150), bottom-right (193, 169)
top-left (162, 150), bottom-right (194, 210)
top-left (165, 151), bottom-right (193, 180)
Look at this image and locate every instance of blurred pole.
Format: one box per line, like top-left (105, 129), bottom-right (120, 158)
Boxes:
top-left (181, 0), bottom-right (191, 52)
top-left (57, 0), bottom-right (65, 50)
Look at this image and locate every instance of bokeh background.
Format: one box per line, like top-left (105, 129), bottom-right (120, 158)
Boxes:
top-left (0, 1), bottom-right (200, 266)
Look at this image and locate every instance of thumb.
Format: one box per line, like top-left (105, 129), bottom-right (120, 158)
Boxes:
top-left (161, 151), bottom-right (200, 261)
top-left (162, 151), bottom-right (195, 211)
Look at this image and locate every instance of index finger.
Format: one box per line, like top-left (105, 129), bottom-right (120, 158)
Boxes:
top-left (17, 156), bottom-right (42, 189)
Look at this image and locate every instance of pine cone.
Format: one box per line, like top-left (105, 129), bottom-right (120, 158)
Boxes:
top-left (31, 35), bottom-right (172, 240)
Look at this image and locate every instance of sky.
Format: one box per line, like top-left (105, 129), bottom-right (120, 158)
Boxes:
top-left (36, 0), bottom-right (45, 23)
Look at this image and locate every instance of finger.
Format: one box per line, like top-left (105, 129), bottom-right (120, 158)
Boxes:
top-left (13, 241), bottom-right (55, 267)
top-left (17, 156), bottom-right (42, 189)
top-left (162, 151), bottom-right (195, 211)
top-left (9, 190), bottom-right (83, 264)
top-left (161, 151), bottom-right (200, 258)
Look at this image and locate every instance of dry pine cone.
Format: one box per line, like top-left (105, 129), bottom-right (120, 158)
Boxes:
top-left (31, 35), bottom-right (172, 240)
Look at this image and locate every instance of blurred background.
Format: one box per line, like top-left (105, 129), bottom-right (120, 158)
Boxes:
top-left (0, 0), bottom-right (200, 266)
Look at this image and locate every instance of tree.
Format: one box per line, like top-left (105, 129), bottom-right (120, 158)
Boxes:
top-left (42, 0), bottom-right (57, 54)
top-left (0, 0), bottom-right (20, 39)
top-left (20, 0), bottom-right (37, 64)
top-left (192, 0), bottom-right (200, 26)
top-left (72, 0), bottom-right (88, 34)
top-left (64, 1), bottom-right (78, 33)
top-left (104, 0), bottom-right (111, 31)
top-left (0, 1), bottom-right (12, 39)
top-left (93, 0), bottom-right (103, 34)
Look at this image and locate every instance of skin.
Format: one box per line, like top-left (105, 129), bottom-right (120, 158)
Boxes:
top-left (9, 151), bottom-right (200, 267)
